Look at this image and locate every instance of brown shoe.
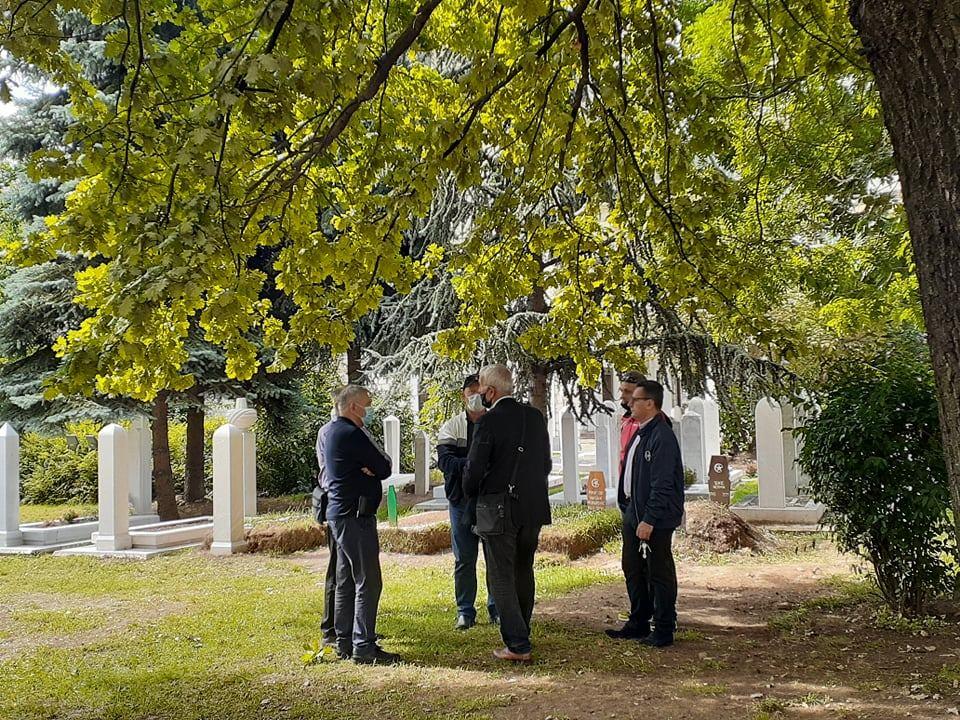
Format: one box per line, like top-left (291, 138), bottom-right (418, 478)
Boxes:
top-left (493, 647), bottom-right (532, 663)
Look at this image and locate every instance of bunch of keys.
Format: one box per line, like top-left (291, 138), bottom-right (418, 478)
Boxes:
top-left (639, 540), bottom-right (650, 559)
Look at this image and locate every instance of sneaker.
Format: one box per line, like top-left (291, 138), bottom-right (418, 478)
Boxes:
top-left (321, 635), bottom-right (338, 649)
top-left (334, 646), bottom-right (353, 661)
top-left (455, 614), bottom-right (476, 631)
top-left (604, 624), bottom-right (650, 640)
top-left (353, 646), bottom-right (402, 665)
top-left (639, 632), bottom-right (674, 648)
top-left (488, 613), bottom-right (500, 626)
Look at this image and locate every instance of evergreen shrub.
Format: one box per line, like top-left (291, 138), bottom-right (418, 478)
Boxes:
top-left (799, 333), bottom-right (955, 615)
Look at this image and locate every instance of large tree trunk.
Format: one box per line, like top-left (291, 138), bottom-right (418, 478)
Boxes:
top-left (527, 286), bottom-right (549, 414)
top-left (184, 398), bottom-right (205, 503)
top-left (850, 0), bottom-right (960, 545)
top-left (346, 339), bottom-right (362, 383)
top-left (152, 391), bottom-right (179, 521)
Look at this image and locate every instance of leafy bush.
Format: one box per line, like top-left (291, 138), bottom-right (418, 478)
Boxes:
top-left (798, 333), bottom-right (955, 615)
top-left (20, 433), bottom-right (98, 504)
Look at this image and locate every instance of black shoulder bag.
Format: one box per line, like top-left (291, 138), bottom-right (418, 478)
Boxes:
top-left (473, 408), bottom-right (526, 537)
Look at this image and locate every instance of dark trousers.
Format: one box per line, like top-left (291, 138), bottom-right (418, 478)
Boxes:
top-left (621, 511), bottom-right (678, 635)
top-left (482, 517), bottom-right (541, 654)
top-left (449, 502), bottom-right (497, 621)
top-left (328, 515), bottom-right (383, 657)
top-left (320, 525), bottom-right (338, 643)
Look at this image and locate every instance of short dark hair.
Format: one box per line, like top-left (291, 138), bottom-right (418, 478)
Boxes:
top-left (637, 380), bottom-right (664, 409)
top-left (620, 370), bottom-right (646, 386)
top-left (462, 374), bottom-right (480, 390)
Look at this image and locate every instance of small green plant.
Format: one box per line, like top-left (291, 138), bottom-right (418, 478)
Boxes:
top-left (683, 467), bottom-right (697, 488)
top-left (300, 638), bottom-right (334, 665)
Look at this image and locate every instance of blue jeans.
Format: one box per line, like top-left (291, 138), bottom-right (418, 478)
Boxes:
top-left (449, 501), bottom-right (497, 622)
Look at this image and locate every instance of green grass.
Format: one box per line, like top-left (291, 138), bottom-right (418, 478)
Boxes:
top-left (768, 575), bottom-right (879, 632)
top-left (19, 503), bottom-right (99, 524)
top-left (0, 552), bottom-right (620, 720)
top-left (731, 477), bottom-right (758, 505)
top-left (7, 608), bottom-right (106, 636)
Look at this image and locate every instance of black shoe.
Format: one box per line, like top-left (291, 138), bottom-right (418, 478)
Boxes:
top-left (639, 633), bottom-right (674, 648)
top-left (605, 625), bottom-right (650, 640)
top-left (353, 646), bottom-right (402, 665)
top-left (321, 636), bottom-right (338, 649)
top-left (489, 613), bottom-right (499, 626)
top-left (335, 646), bottom-right (353, 661)
top-left (455, 614), bottom-right (476, 631)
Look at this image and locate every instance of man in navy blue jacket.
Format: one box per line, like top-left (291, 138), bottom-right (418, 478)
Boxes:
top-left (606, 380), bottom-right (684, 648)
top-left (324, 385), bottom-right (397, 664)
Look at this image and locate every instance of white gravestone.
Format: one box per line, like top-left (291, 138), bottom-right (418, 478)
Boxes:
top-left (595, 413), bottom-right (611, 482)
top-left (211, 423), bottom-right (247, 556)
top-left (780, 401), bottom-right (799, 497)
top-left (414, 430), bottom-right (430, 494)
top-left (602, 401), bottom-right (620, 488)
top-left (383, 415), bottom-right (401, 476)
top-left (561, 410), bottom-right (579, 502)
top-left (688, 396), bottom-right (721, 474)
top-left (0, 423), bottom-right (21, 547)
top-left (670, 407), bottom-right (683, 453)
top-left (128, 416), bottom-right (153, 516)
top-left (680, 411), bottom-right (705, 484)
top-left (96, 424), bottom-right (132, 551)
top-left (755, 398), bottom-right (787, 508)
top-left (230, 399), bottom-right (258, 517)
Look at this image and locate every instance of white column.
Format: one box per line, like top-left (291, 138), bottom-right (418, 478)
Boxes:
top-left (96, 424), bottom-right (132, 551)
top-left (688, 397), bottom-right (721, 478)
top-left (756, 398), bottom-right (787, 508)
top-left (229, 400), bottom-right (258, 517)
top-left (383, 415), bottom-right (401, 475)
top-left (780, 401), bottom-right (799, 497)
top-left (561, 410), bottom-right (579, 502)
top-left (681, 411), bottom-right (705, 484)
top-left (211, 423), bottom-right (246, 556)
top-left (670, 407), bottom-right (684, 453)
top-left (414, 430), bottom-right (430, 494)
top-left (603, 401), bottom-right (620, 487)
top-left (595, 415), bottom-right (611, 481)
top-left (128, 416), bottom-right (152, 516)
top-left (0, 423), bottom-right (21, 547)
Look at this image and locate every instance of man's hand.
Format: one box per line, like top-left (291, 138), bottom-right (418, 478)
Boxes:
top-left (636, 521), bottom-right (654, 541)
top-left (361, 467), bottom-right (375, 476)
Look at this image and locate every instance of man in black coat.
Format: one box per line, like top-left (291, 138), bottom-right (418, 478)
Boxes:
top-left (464, 364), bottom-right (551, 662)
top-left (606, 380), bottom-right (685, 648)
top-left (324, 385), bottom-right (398, 665)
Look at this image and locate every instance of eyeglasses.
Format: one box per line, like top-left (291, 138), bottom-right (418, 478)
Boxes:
top-left (631, 396), bottom-right (653, 403)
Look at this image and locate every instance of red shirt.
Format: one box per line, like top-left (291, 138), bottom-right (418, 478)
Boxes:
top-left (620, 415), bottom-right (640, 472)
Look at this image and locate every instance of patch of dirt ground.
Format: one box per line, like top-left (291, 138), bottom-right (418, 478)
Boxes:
top-left (502, 553), bottom-right (960, 720)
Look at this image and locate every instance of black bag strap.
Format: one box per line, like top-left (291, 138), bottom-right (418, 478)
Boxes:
top-left (507, 405), bottom-right (527, 495)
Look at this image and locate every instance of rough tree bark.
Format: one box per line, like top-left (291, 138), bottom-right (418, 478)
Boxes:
top-left (528, 286), bottom-right (550, 414)
top-left (850, 0), bottom-right (960, 544)
top-left (151, 391), bottom-right (180, 521)
top-left (346, 340), bottom-right (362, 384)
top-left (184, 396), bottom-right (205, 503)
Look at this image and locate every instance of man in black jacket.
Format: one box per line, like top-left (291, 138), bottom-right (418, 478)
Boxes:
top-left (464, 364), bottom-right (551, 662)
top-left (324, 385), bottom-right (398, 665)
top-left (606, 380), bottom-right (685, 648)
top-left (437, 374), bottom-right (498, 630)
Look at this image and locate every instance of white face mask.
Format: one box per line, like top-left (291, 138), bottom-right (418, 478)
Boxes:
top-left (466, 393), bottom-right (485, 412)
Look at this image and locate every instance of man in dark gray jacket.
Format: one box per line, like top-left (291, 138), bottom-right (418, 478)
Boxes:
top-left (606, 380), bottom-right (684, 648)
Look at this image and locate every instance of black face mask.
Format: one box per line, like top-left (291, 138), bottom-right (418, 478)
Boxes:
top-left (480, 389), bottom-right (494, 409)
